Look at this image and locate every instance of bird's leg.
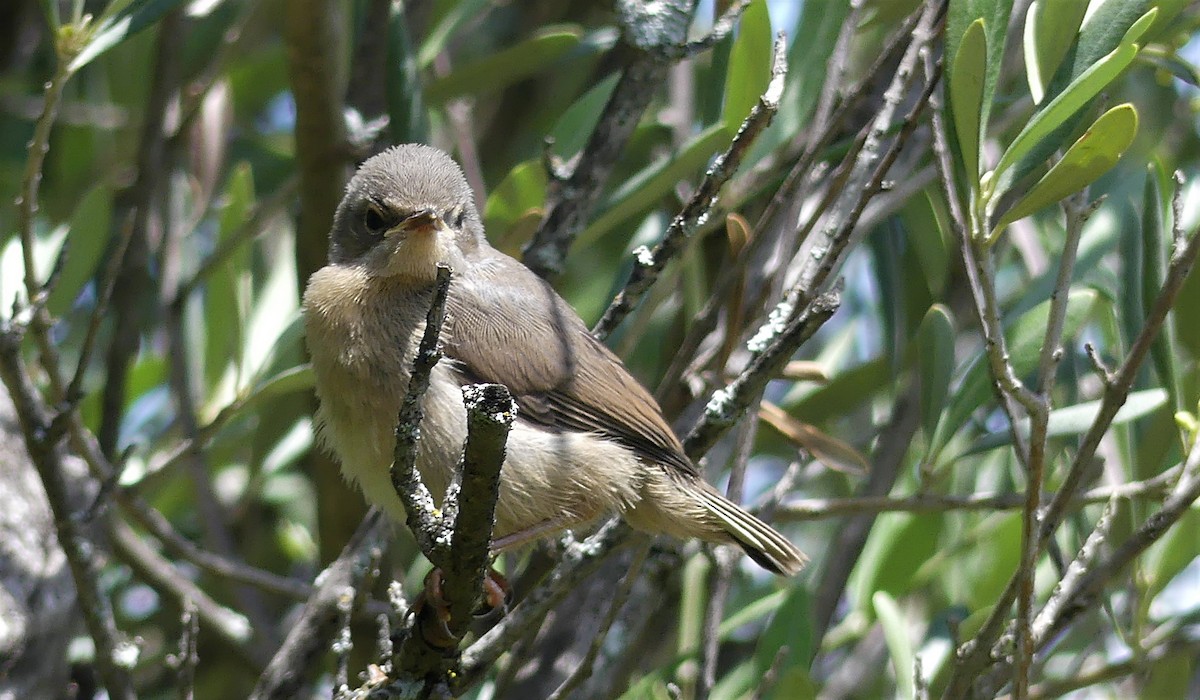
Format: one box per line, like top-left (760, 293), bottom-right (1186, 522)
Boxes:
top-left (489, 515), bottom-right (576, 553)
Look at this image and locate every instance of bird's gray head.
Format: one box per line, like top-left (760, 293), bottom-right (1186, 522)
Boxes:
top-left (329, 144), bottom-right (484, 281)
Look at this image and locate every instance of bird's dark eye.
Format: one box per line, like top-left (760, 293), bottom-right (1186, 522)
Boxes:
top-left (448, 208), bottom-right (466, 228)
top-left (363, 204), bottom-right (389, 234)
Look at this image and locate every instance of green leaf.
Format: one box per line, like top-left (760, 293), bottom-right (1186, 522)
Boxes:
top-left (945, 0), bottom-right (1015, 184)
top-left (990, 41), bottom-right (1140, 188)
top-left (1142, 162), bottom-right (1181, 413)
top-left (47, 184), bottom-right (113, 316)
top-left (1023, 0), bottom-right (1090, 104)
top-left (999, 2), bottom-right (1155, 192)
top-left (927, 289), bottom-right (1099, 463)
top-left (790, 357), bottom-right (890, 423)
top-left (873, 591), bottom-right (915, 700)
top-left (244, 365), bottom-right (314, 410)
top-left (483, 159), bottom-right (547, 253)
top-left (949, 18), bottom-right (987, 182)
top-left (1144, 507), bottom-right (1200, 604)
top-left (1142, 652), bottom-right (1195, 700)
top-left (854, 512), bottom-right (944, 612)
top-left (549, 73), bottom-right (621, 160)
top-left (917, 305), bottom-right (955, 441)
top-left (963, 388), bottom-right (1169, 454)
top-left (959, 512), bottom-right (1022, 610)
top-left (69, 0), bottom-right (190, 71)
top-left (995, 103), bottom-right (1139, 230)
top-left (721, 0), bottom-right (772, 130)
top-left (425, 26), bottom-right (583, 102)
top-left (755, 586), bottom-right (814, 671)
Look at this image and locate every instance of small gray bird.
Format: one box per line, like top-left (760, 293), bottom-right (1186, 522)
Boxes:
top-left (303, 144), bottom-right (805, 575)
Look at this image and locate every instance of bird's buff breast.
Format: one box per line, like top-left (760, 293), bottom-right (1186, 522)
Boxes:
top-left (302, 266), bottom-right (463, 523)
top-left (301, 265), bottom-right (644, 539)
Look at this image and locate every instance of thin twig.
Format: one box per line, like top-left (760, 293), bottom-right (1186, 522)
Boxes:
top-left (108, 517), bottom-right (258, 662)
top-left (683, 292), bottom-right (839, 459)
top-left (592, 33), bottom-right (788, 339)
top-left (439, 383), bottom-right (514, 635)
top-left (1012, 191), bottom-right (1097, 697)
top-left (546, 543), bottom-right (650, 700)
top-left (1026, 637), bottom-right (1200, 699)
top-left (5, 30), bottom-right (138, 699)
top-left (776, 468), bottom-right (1179, 521)
top-left (169, 600), bottom-right (200, 700)
top-left (945, 157), bottom-right (1200, 700)
top-left (390, 264), bottom-right (453, 562)
top-left (390, 382), bottom-right (516, 685)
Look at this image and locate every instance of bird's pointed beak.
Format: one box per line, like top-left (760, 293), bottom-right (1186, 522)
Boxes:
top-left (386, 209), bottom-right (443, 238)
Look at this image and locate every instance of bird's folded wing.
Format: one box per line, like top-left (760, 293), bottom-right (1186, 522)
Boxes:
top-left (441, 253), bottom-right (698, 478)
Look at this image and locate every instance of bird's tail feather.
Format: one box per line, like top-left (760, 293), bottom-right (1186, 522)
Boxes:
top-left (695, 485), bottom-right (807, 576)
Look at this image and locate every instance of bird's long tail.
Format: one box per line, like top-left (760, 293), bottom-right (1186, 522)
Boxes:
top-left (694, 484), bottom-right (807, 576)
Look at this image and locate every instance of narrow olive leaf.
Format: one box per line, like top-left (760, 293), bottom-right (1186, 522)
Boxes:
top-left (722, 0), bottom-right (772, 130)
top-left (927, 289), bottom-right (1099, 463)
top-left (69, 0), bottom-right (190, 71)
top-left (724, 212), bottom-right (751, 256)
top-left (961, 388), bottom-right (1168, 455)
top-left (1142, 162), bottom-right (1182, 411)
top-left (946, 0), bottom-right (1015, 164)
top-left (1119, 5), bottom-right (1160, 46)
top-left (754, 586), bottom-right (815, 673)
top-left (994, 103), bottom-right (1138, 231)
top-left (1144, 508), bottom-right (1200, 603)
top-left (1023, 0), bottom-right (1090, 104)
top-left (998, 2), bottom-right (1154, 195)
top-left (425, 27), bottom-right (583, 102)
top-left (873, 591), bottom-right (916, 700)
top-left (244, 365), bottom-right (315, 409)
top-left (549, 73), bottom-right (620, 159)
top-left (1141, 51), bottom-right (1200, 89)
top-left (990, 41), bottom-right (1140, 186)
top-left (917, 305), bottom-right (955, 442)
top-left (949, 18), bottom-right (987, 183)
top-left (759, 401), bottom-right (869, 475)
